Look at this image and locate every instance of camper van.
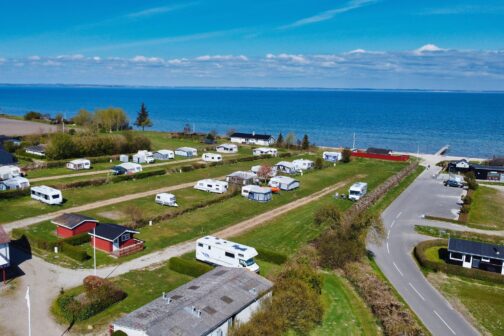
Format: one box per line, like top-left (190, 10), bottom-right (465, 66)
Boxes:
top-left (0, 176), bottom-right (30, 190)
top-left (132, 150), bottom-right (155, 164)
top-left (216, 143), bottom-right (238, 153)
top-left (30, 185), bottom-right (63, 205)
top-left (241, 185), bottom-right (272, 202)
top-left (202, 153), bottom-right (223, 162)
top-left (292, 159), bottom-right (314, 171)
top-left (268, 176), bottom-right (299, 191)
top-left (194, 179), bottom-right (228, 193)
top-left (155, 193), bottom-right (178, 207)
top-left (66, 159), bottom-right (91, 170)
top-left (323, 151), bottom-right (342, 162)
top-left (348, 182), bottom-right (368, 201)
top-left (252, 147), bottom-right (278, 157)
top-left (196, 236), bottom-right (260, 272)
top-left (0, 165), bottom-right (21, 180)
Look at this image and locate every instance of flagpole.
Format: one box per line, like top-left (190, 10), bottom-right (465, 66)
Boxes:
top-left (93, 228), bottom-right (97, 276)
top-left (25, 286), bottom-right (31, 336)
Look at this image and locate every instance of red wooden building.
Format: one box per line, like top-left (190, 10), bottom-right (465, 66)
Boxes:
top-left (89, 223), bottom-right (143, 257)
top-left (52, 213), bottom-right (99, 238)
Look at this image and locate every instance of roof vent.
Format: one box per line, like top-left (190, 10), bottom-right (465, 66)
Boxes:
top-left (162, 292), bottom-right (172, 303)
top-left (189, 306), bottom-right (202, 318)
top-left (249, 287), bottom-right (257, 295)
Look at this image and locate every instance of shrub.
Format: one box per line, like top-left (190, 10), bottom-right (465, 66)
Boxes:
top-left (191, 162), bottom-right (207, 170)
top-left (61, 233), bottom-right (91, 246)
top-left (111, 169), bottom-right (165, 183)
top-left (341, 148), bottom-right (352, 163)
top-left (278, 152), bottom-right (292, 158)
top-left (61, 243), bottom-right (90, 262)
top-left (0, 188), bottom-right (30, 200)
top-left (168, 257), bottom-right (213, 277)
top-left (24, 111), bottom-right (43, 120)
top-left (314, 157), bottom-right (324, 170)
top-left (51, 178), bottom-right (107, 190)
top-left (463, 194), bottom-right (472, 205)
top-left (256, 248), bottom-right (287, 265)
top-left (460, 204), bottom-right (471, 214)
top-left (112, 331), bottom-right (128, 336)
top-left (180, 165), bottom-right (194, 172)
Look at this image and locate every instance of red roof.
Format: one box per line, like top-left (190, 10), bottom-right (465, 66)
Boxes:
top-left (0, 226), bottom-right (10, 244)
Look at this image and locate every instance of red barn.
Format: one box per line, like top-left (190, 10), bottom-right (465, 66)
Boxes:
top-left (52, 213), bottom-right (99, 238)
top-left (89, 223), bottom-right (143, 257)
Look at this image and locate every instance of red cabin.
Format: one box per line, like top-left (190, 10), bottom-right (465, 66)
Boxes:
top-left (52, 213), bottom-right (99, 238)
top-left (89, 223), bottom-right (144, 257)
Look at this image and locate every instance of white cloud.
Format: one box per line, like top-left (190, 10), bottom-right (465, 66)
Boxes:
top-left (195, 55), bottom-right (248, 61)
top-left (414, 44), bottom-right (446, 55)
top-left (266, 53), bottom-right (309, 64)
top-left (57, 54), bottom-right (85, 60)
top-left (348, 49), bottom-right (367, 54)
top-left (126, 3), bottom-right (196, 19)
top-left (28, 56), bottom-right (41, 61)
top-left (131, 56), bottom-right (164, 63)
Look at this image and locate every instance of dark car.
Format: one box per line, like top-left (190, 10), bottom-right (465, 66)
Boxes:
top-left (444, 179), bottom-right (464, 188)
top-left (111, 166), bottom-right (127, 175)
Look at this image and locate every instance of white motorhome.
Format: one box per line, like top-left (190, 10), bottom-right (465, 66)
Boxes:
top-left (241, 185), bottom-right (272, 202)
top-left (194, 179), bottom-right (228, 194)
top-left (0, 176), bottom-right (30, 190)
top-left (30, 185), bottom-right (63, 205)
top-left (153, 150), bottom-right (175, 160)
top-left (66, 159), bottom-right (91, 170)
top-left (132, 150), bottom-right (155, 164)
top-left (268, 176), bottom-right (300, 191)
top-left (175, 147), bottom-right (198, 157)
top-left (202, 153), bottom-right (223, 162)
top-left (348, 182), bottom-right (368, 201)
top-left (0, 165), bottom-right (21, 180)
top-left (252, 147), bottom-right (278, 157)
top-left (196, 236), bottom-right (259, 272)
top-left (292, 159), bottom-right (314, 171)
top-left (323, 151), bottom-right (342, 162)
top-left (216, 143), bottom-right (238, 153)
top-left (155, 193), bottom-right (178, 207)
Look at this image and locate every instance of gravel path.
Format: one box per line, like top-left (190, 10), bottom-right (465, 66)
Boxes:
top-left (0, 117), bottom-right (58, 136)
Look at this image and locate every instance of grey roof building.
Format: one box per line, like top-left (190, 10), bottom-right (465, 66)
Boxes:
top-left (113, 267), bottom-right (273, 336)
top-left (448, 237), bottom-right (504, 275)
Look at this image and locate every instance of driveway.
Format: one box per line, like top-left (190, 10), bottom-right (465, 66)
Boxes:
top-left (368, 166), bottom-right (480, 336)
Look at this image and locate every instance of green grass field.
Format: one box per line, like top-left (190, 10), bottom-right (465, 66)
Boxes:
top-left (468, 186), bottom-right (504, 230)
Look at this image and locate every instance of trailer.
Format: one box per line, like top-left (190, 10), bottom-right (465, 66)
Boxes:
top-left (202, 153), bottom-right (223, 162)
top-left (323, 151), bottom-right (342, 162)
top-left (268, 176), bottom-right (300, 191)
top-left (275, 161), bottom-right (298, 174)
top-left (194, 179), bottom-right (228, 193)
top-left (196, 235), bottom-right (259, 272)
top-left (0, 165), bottom-right (21, 180)
top-left (292, 159), bottom-right (314, 171)
top-left (155, 193), bottom-right (178, 207)
top-left (153, 150), bottom-right (175, 160)
top-left (348, 182), bottom-right (368, 201)
top-left (175, 147), bottom-right (198, 157)
top-left (111, 162), bottom-right (143, 175)
top-left (252, 147), bottom-right (278, 157)
top-left (216, 143), bottom-right (238, 153)
top-left (66, 159), bottom-right (91, 170)
top-left (132, 150), bottom-right (155, 164)
top-left (30, 185), bottom-right (63, 205)
top-left (241, 185), bottom-right (272, 202)
top-left (0, 176), bottom-right (30, 190)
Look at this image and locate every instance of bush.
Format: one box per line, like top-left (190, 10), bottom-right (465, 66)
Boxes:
top-left (460, 204), bottom-right (471, 214)
top-left (314, 158), bottom-right (324, 170)
top-left (341, 148), bottom-right (352, 163)
top-left (168, 257), bottom-right (213, 277)
top-left (24, 111), bottom-right (43, 120)
top-left (111, 169), bottom-right (165, 183)
top-left (112, 331), bottom-right (128, 336)
top-left (256, 248), bottom-right (287, 265)
top-left (463, 194), bottom-right (472, 205)
top-left (62, 233), bottom-right (91, 246)
top-left (61, 243), bottom-right (90, 262)
top-left (0, 188), bottom-right (30, 200)
top-left (51, 177), bottom-right (107, 190)
top-left (278, 152), bottom-right (292, 158)
top-left (180, 165), bottom-right (194, 172)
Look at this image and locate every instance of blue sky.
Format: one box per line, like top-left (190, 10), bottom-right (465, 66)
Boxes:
top-left (0, 0), bottom-right (503, 89)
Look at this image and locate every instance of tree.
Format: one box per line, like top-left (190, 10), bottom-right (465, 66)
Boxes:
top-left (301, 134), bottom-right (310, 150)
top-left (54, 113), bottom-right (64, 124)
top-left (314, 157), bottom-right (324, 170)
top-left (226, 128), bottom-right (236, 137)
top-left (94, 107), bottom-right (129, 132)
top-left (257, 165), bottom-right (273, 181)
top-left (24, 111), bottom-right (42, 120)
top-left (45, 133), bottom-right (78, 160)
top-left (276, 133), bottom-right (284, 147)
top-left (73, 109), bottom-right (94, 127)
top-left (134, 103), bottom-right (153, 131)
top-left (284, 132), bottom-right (296, 149)
top-left (341, 148), bottom-right (352, 163)
top-left (183, 123), bottom-right (193, 134)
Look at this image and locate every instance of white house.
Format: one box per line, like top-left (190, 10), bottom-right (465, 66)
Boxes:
top-left (448, 238), bottom-right (504, 275)
top-left (275, 161), bottom-right (298, 174)
top-left (0, 165), bottom-right (21, 180)
top-left (112, 267), bottom-right (273, 336)
top-left (202, 153), bottom-right (223, 162)
top-left (252, 147), bottom-right (278, 157)
top-left (25, 145), bottom-right (46, 157)
top-left (155, 193), bottom-right (178, 207)
top-left (111, 162), bottom-right (143, 175)
top-left (348, 182), bottom-right (368, 201)
top-left (323, 151), bottom-right (342, 162)
top-left (292, 159), bottom-right (314, 171)
top-left (132, 150), bottom-right (155, 164)
top-left (30, 185), bottom-right (63, 205)
top-left (0, 176), bottom-right (30, 190)
top-left (230, 132), bottom-right (275, 146)
top-left (175, 147), bottom-right (198, 157)
top-left (241, 185), bottom-right (272, 202)
top-left (66, 159), bottom-right (91, 170)
top-left (194, 179), bottom-right (228, 193)
top-left (268, 176), bottom-right (300, 191)
top-left (216, 143), bottom-right (238, 153)
top-left (153, 150), bottom-right (174, 160)
top-left (0, 226), bottom-right (10, 283)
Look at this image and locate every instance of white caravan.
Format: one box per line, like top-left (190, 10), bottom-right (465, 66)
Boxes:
top-left (323, 151), bottom-right (342, 162)
top-left (30, 185), bottom-right (63, 205)
top-left (132, 150), bottom-right (155, 164)
top-left (0, 165), bottom-right (21, 180)
top-left (175, 147), bottom-right (198, 157)
top-left (196, 235), bottom-right (259, 273)
top-left (202, 153), bottom-right (223, 162)
top-left (275, 161), bottom-right (298, 174)
top-left (0, 176), bottom-right (30, 190)
top-left (216, 143), bottom-right (238, 153)
top-left (348, 182), bottom-right (368, 201)
top-left (241, 185), bottom-right (272, 202)
top-left (292, 159), bottom-right (314, 171)
top-left (253, 147), bottom-right (278, 157)
top-left (194, 179), bottom-right (228, 194)
top-left (155, 193), bottom-right (178, 207)
top-left (268, 176), bottom-right (300, 191)
top-left (153, 150), bottom-right (175, 160)
top-left (66, 159), bottom-right (91, 170)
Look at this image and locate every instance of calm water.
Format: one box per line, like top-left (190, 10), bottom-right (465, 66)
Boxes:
top-left (0, 86), bottom-right (503, 157)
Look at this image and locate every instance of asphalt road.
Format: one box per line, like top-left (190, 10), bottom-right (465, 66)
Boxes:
top-left (369, 167), bottom-right (480, 336)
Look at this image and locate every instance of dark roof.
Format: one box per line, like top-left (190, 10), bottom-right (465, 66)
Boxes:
top-left (448, 238), bottom-right (504, 260)
top-left (91, 223), bottom-right (138, 241)
top-left (51, 213), bottom-right (98, 229)
top-left (25, 144), bottom-right (45, 153)
top-left (0, 147), bottom-right (16, 165)
top-left (0, 226), bottom-right (10, 244)
top-left (367, 147), bottom-right (391, 155)
top-left (230, 132), bottom-right (273, 141)
top-left (472, 164), bottom-right (504, 172)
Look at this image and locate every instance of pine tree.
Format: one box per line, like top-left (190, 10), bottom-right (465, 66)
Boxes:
top-left (134, 103), bottom-right (153, 131)
top-left (302, 134), bottom-right (309, 150)
top-left (276, 133), bottom-right (284, 147)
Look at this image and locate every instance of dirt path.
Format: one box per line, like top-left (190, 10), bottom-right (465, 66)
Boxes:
top-left (0, 117), bottom-right (58, 136)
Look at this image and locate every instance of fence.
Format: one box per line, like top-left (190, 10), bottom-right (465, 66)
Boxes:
top-left (111, 239), bottom-right (144, 258)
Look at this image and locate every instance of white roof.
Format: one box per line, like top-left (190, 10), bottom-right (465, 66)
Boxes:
top-left (157, 192), bottom-right (175, 197)
top-left (228, 171), bottom-right (257, 179)
top-left (177, 147), bottom-right (197, 152)
top-left (276, 161), bottom-right (296, 168)
top-left (156, 149), bottom-right (174, 154)
top-left (293, 159), bottom-right (314, 164)
top-left (217, 143), bottom-right (237, 148)
top-left (196, 235), bottom-right (258, 259)
top-left (69, 158), bottom-right (90, 164)
top-left (254, 147), bottom-right (276, 151)
top-left (119, 162), bottom-right (141, 169)
top-left (350, 182), bottom-right (368, 190)
top-left (31, 185), bottom-right (61, 194)
top-left (4, 176), bottom-right (29, 184)
top-left (323, 151), bottom-right (341, 155)
top-left (270, 176), bottom-right (297, 184)
top-left (203, 152), bottom-right (222, 156)
top-left (197, 179), bottom-right (227, 185)
top-left (243, 185), bottom-right (271, 194)
top-left (0, 165), bottom-right (20, 172)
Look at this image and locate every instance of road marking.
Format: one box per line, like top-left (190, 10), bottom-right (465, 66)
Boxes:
top-left (393, 262), bottom-right (403, 277)
top-left (387, 231), bottom-right (390, 239)
top-left (395, 211), bottom-right (402, 219)
top-left (409, 282), bottom-right (425, 301)
top-left (434, 310), bottom-right (456, 335)
top-left (386, 242), bottom-right (390, 254)
top-left (391, 219), bottom-right (396, 228)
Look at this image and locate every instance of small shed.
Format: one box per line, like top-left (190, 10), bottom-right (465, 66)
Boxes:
top-left (226, 171), bottom-right (258, 186)
top-left (66, 159), bottom-right (91, 170)
top-left (241, 185), bottom-right (272, 202)
top-left (175, 147), bottom-right (198, 157)
top-left (216, 143), bottom-right (238, 153)
top-left (268, 176), bottom-right (300, 191)
top-left (89, 223), bottom-right (143, 257)
top-left (52, 213), bottom-right (99, 238)
top-left (153, 150), bottom-right (175, 160)
top-left (119, 154), bottom-right (129, 163)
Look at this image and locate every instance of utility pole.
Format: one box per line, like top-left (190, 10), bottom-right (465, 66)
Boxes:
top-left (352, 133), bottom-right (356, 150)
top-left (25, 287), bottom-right (31, 336)
top-left (93, 227), bottom-right (97, 276)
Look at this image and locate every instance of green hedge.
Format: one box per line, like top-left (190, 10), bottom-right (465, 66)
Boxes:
top-left (112, 331), bottom-right (128, 336)
top-left (60, 243), bottom-right (90, 262)
top-left (61, 232), bottom-right (91, 246)
top-left (0, 188), bottom-right (30, 200)
top-left (256, 248), bottom-right (288, 265)
top-left (111, 169), bottom-right (166, 183)
top-left (169, 257), bottom-right (213, 277)
top-left (51, 177), bottom-right (108, 190)
top-left (414, 239), bottom-right (504, 284)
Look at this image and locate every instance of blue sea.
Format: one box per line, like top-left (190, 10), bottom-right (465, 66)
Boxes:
top-left (0, 86), bottom-right (503, 158)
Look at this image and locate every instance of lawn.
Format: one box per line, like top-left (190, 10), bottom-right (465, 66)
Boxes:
top-left (468, 186), bottom-right (504, 230)
top-left (429, 272), bottom-right (504, 336)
